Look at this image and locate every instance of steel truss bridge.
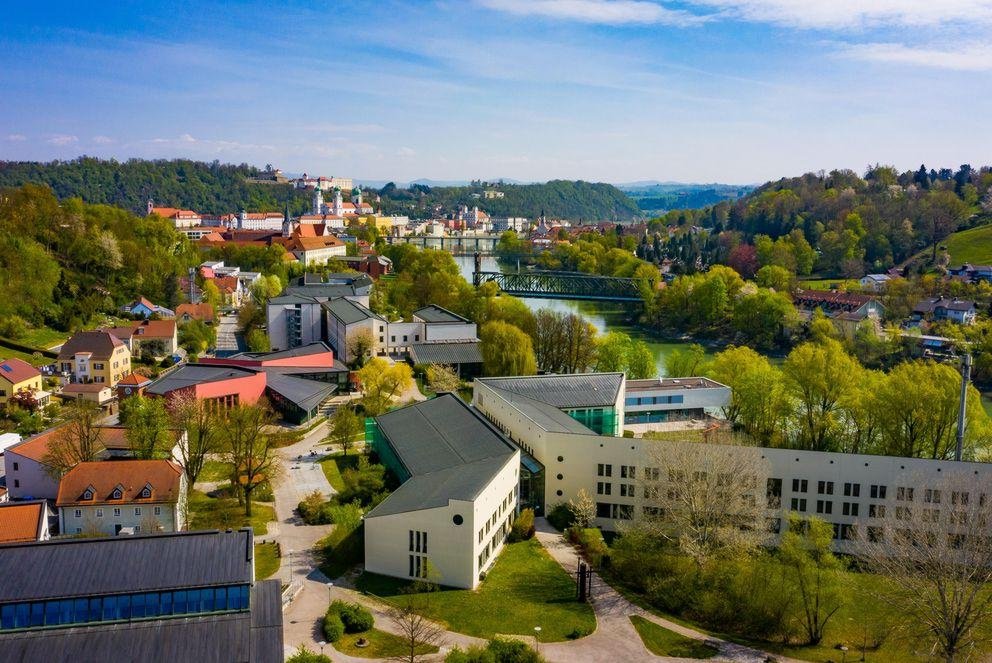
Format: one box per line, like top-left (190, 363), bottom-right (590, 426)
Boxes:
top-left (473, 270), bottom-right (646, 303)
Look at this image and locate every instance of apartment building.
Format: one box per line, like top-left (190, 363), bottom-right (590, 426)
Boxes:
top-left (56, 331), bottom-right (132, 387)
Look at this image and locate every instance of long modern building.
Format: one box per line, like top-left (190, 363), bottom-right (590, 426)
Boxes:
top-left (0, 528), bottom-right (282, 662)
top-left (364, 394), bottom-right (520, 589)
top-left (472, 373), bottom-right (992, 551)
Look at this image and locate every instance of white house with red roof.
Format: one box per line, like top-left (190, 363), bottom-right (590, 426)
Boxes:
top-left (146, 200), bottom-right (202, 228)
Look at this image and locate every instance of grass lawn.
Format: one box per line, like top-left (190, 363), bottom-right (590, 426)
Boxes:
top-left (356, 539), bottom-right (595, 642)
top-left (188, 489), bottom-right (275, 536)
top-left (254, 542), bottom-right (280, 580)
top-left (319, 453), bottom-right (360, 492)
top-left (20, 327), bottom-right (69, 349)
top-left (798, 277), bottom-right (861, 291)
top-left (942, 223), bottom-right (992, 265)
top-left (630, 616), bottom-right (717, 659)
top-left (198, 459), bottom-right (233, 483)
top-left (0, 344), bottom-right (52, 367)
top-left (334, 629), bottom-right (439, 659)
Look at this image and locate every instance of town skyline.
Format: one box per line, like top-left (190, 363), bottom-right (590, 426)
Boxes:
top-left (2, 0), bottom-right (991, 184)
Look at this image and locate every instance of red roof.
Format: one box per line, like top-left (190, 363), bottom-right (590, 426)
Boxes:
top-left (7, 425), bottom-right (127, 462)
top-left (56, 459), bottom-right (183, 507)
top-left (213, 276), bottom-right (239, 294)
top-left (0, 357), bottom-right (41, 385)
top-left (176, 303), bottom-right (215, 322)
top-left (117, 373), bottom-right (153, 387)
top-left (0, 502), bottom-right (46, 543)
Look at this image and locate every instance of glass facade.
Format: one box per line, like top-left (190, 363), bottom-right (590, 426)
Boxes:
top-left (365, 418), bottom-right (410, 482)
top-left (0, 584), bottom-right (250, 632)
top-left (519, 452), bottom-right (545, 515)
top-left (564, 407), bottom-right (619, 436)
top-left (625, 395), bottom-right (684, 406)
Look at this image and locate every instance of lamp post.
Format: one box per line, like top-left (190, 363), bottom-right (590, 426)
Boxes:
top-left (534, 626), bottom-right (541, 653)
top-left (327, 581), bottom-right (334, 604)
top-left (319, 641), bottom-right (326, 656)
top-left (287, 549), bottom-right (294, 583)
top-left (840, 645), bottom-right (849, 663)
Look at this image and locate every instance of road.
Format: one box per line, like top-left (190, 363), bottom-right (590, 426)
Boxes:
top-left (215, 314), bottom-right (244, 355)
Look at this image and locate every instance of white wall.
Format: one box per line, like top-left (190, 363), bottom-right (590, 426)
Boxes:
top-left (4, 450), bottom-right (58, 500)
top-left (424, 322), bottom-right (477, 342)
top-left (267, 302), bottom-right (323, 351)
top-left (60, 502), bottom-right (181, 536)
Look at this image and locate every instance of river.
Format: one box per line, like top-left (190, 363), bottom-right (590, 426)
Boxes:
top-left (454, 255), bottom-right (712, 377)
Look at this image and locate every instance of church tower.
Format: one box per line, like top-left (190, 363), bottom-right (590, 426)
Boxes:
top-left (282, 202), bottom-right (292, 237)
top-left (312, 186), bottom-right (324, 215)
top-left (332, 187), bottom-right (343, 216)
top-left (352, 186), bottom-right (362, 207)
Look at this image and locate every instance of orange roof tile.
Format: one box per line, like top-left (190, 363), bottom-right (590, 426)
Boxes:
top-left (176, 303), bottom-right (215, 322)
top-left (56, 459), bottom-right (183, 507)
top-left (0, 502), bottom-right (45, 543)
top-left (118, 373), bottom-right (153, 387)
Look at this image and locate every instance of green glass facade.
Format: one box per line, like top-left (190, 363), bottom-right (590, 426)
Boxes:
top-left (564, 407), bottom-right (619, 436)
top-left (365, 418), bottom-right (410, 482)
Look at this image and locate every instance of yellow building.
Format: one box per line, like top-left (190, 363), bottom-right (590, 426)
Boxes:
top-left (0, 357), bottom-right (47, 406)
top-left (56, 330), bottom-right (132, 387)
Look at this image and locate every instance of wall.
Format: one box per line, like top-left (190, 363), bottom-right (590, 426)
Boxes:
top-left (60, 501), bottom-right (180, 536)
top-left (193, 371), bottom-right (267, 405)
top-left (3, 451), bottom-right (58, 500)
top-left (267, 302), bottom-right (323, 351)
top-left (423, 322), bottom-right (478, 342)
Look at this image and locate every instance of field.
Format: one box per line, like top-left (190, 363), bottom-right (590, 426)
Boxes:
top-left (187, 489), bottom-right (275, 536)
top-left (254, 542), bottom-right (280, 580)
top-left (334, 629), bottom-right (439, 659)
top-left (941, 223), bottom-right (992, 265)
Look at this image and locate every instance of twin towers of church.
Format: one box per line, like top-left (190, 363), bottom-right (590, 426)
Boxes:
top-left (312, 185), bottom-right (362, 216)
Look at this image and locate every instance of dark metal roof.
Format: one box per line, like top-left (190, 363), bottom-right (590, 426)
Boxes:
top-left (145, 365), bottom-right (258, 396)
top-left (0, 529), bottom-right (254, 603)
top-left (367, 394), bottom-right (517, 517)
top-left (484, 386), bottom-right (593, 434)
top-left (321, 297), bottom-right (385, 325)
top-left (268, 293), bottom-right (318, 306)
top-left (412, 305), bottom-right (469, 324)
top-left (264, 373), bottom-right (337, 412)
top-left (409, 340), bottom-right (483, 366)
top-left (229, 342), bottom-right (334, 361)
top-left (476, 373), bottom-right (624, 409)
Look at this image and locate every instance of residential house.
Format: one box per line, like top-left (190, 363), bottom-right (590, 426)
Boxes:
top-left (793, 289), bottom-right (885, 338)
top-left (56, 331), bottom-right (131, 387)
top-left (0, 500), bottom-right (50, 544)
top-left (214, 276), bottom-right (245, 307)
top-left (176, 302), bottom-right (215, 324)
top-left (104, 319), bottom-right (178, 358)
top-left (60, 383), bottom-right (115, 407)
top-left (56, 459), bottom-right (186, 536)
top-left (912, 297), bottom-right (978, 325)
top-left (147, 200), bottom-right (202, 228)
top-left (0, 358), bottom-right (49, 408)
top-left (364, 395), bottom-right (520, 589)
top-left (0, 529), bottom-right (283, 662)
top-left (338, 254), bottom-right (393, 279)
top-left (858, 274), bottom-right (892, 292)
top-left (281, 234), bottom-right (347, 266)
top-left (117, 372), bottom-right (153, 400)
top-left (948, 264), bottom-right (992, 283)
top-left (122, 297), bottom-right (175, 319)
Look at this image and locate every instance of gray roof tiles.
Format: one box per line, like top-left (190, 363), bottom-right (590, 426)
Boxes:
top-left (476, 373), bottom-right (624, 409)
top-left (321, 298), bottom-right (385, 325)
top-left (409, 340), bottom-right (483, 366)
top-left (412, 305), bottom-right (469, 324)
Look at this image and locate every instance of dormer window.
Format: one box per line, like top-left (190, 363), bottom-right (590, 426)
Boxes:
top-left (111, 484), bottom-right (124, 500)
top-left (82, 487), bottom-right (94, 500)
top-left (140, 483), bottom-right (152, 499)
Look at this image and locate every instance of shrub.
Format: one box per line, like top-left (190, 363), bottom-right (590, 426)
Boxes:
top-left (509, 508), bottom-right (535, 542)
top-left (0, 315), bottom-right (28, 339)
top-left (545, 502), bottom-right (575, 532)
top-left (571, 528), bottom-right (608, 568)
top-left (331, 600), bottom-right (374, 633)
top-left (298, 491), bottom-right (332, 525)
top-left (566, 626), bottom-right (591, 639)
top-left (286, 645), bottom-right (332, 663)
top-left (337, 456), bottom-right (388, 506)
top-left (446, 638), bottom-right (545, 663)
top-left (322, 610), bottom-right (344, 642)
top-left (622, 429), bottom-right (635, 438)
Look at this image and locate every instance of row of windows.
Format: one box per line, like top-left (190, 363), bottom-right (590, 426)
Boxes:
top-left (0, 585), bottom-right (250, 632)
top-left (598, 463), bottom-right (637, 478)
top-left (596, 482), bottom-right (636, 497)
top-left (624, 395), bottom-right (684, 406)
top-left (596, 502), bottom-right (634, 520)
top-left (477, 487), bottom-right (517, 545)
top-left (73, 506), bottom-right (161, 518)
top-left (409, 530), bottom-right (427, 554)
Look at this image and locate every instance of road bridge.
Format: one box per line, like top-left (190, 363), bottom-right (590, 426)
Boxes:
top-left (472, 269), bottom-right (646, 302)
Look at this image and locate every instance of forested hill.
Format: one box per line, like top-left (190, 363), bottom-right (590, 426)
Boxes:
top-left (0, 157), bottom-right (312, 215)
top-left (376, 180), bottom-right (642, 221)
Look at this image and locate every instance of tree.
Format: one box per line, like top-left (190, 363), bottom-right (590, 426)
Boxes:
top-left (778, 515), bottom-right (842, 645)
top-left (219, 402), bottom-right (278, 517)
top-left (426, 364), bottom-right (461, 393)
top-left (708, 346), bottom-right (787, 445)
top-left (857, 473), bottom-right (992, 662)
top-left (346, 328), bottom-right (375, 368)
top-left (42, 401), bottom-right (106, 479)
top-left (731, 288), bottom-right (798, 350)
top-left (202, 280), bottom-right (222, 309)
top-left (531, 309), bottom-right (597, 374)
top-left (286, 645), bottom-right (332, 663)
top-left (567, 488), bottom-right (596, 529)
top-left (327, 405), bottom-right (362, 456)
top-left (480, 321), bottom-right (536, 377)
top-left (782, 340), bottom-right (859, 452)
top-left (665, 343), bottom-right (707, 377)
top-left (388, 594), bottom-right (445, 663)
top-left (639, 440), bottom-right (769, 564)
top-left (168, 391), bottom-right (219, 489)
top-left (245, 328), bottom-right (269, 352)
top-left (120, 395), bottom-right (171, 459)
top-left (595, 331), bottom-right (657, 379)
top-left (754, 264), bottom-right (795, 292)
top-left (358, 358), bottom-right (414, 416)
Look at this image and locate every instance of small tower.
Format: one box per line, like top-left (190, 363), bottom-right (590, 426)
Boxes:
top-left (146, 199), bottom-right (154, 216)
top-left (352, 186), bottom-right (362, 207)
top-left (239, 209), bottom-right (247, 230)
top-left (312, 186), bottom-right (324, 215)
top-left (332, 187), bottom-right (343, 216)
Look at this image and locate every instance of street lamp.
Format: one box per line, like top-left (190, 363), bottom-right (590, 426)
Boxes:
top-left (534, 626), bottom-right (541, 653)
top-left (287, 549), bottom-right (294, 583)
top-left (923, 345), bottom-right (972, 461)
top-left (839, 645), bottom-right (849, 663)
top-left (327, 581), bottom-right (334, 604)
top-left (319, 641), bottom-right (326, 655)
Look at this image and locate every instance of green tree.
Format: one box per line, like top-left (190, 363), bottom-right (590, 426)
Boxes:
top-left (778, 515), bottom-right (843, 645)
top-left (782, 340), bottom-right (860, 451)
top-left (169, 391), bottom-right (219, 489)
top-left (754, 264), bottom-right (795, 292)
top-left (327, 405), bottom-right (362, 456)
top-left (219, 402), bottom-right (277, 517)
top-left (731, 288), bottom-right (798, 350)
top-left (358, 358), bottom-right (414, 416)
top-left (708, 346), bottom-right (787, 445)
top-left (120, 395), bottom-right (171, 459)
top-left (480, 321), bottom-right (537, 377)
top-left (665, 343), bottom-right (707, 377)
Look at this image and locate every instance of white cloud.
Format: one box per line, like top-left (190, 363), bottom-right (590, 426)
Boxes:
top-left (477, 0), bottom-right (700, 25)
top-left (396, 146), bottom-right (416, 157)
top-left (839, 42), bottom-right (992, 71)
top-left (5, 134), bottom-right (27, 142)
top-left (687, 0), bottom-right (992, 29)
top-left (92, 135), bottom-right (115, 144)
top-left (46, 134), bottom-right (78, 146)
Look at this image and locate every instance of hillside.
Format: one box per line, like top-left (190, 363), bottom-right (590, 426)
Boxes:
top-left (0, 157), bottom-right (313, 216)
top-left (620, 182), bottom-right (752, 214)
top-left (376, 180), bottom-right (641, 221)
top-left (939, 223), bottom-right (992, 265)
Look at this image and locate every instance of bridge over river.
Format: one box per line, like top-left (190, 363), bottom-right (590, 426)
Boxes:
top-left (472, 268), bottom-right (647, 303)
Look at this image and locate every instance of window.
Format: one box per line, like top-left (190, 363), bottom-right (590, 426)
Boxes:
top-left (896, 487), bottom-right (914, 501)
top-left (82, 490), bottom-right (93, 500)
top-left (74, 509), bottom-right (82, 518)
top-left (843, 482), bottom-right (860, 497)
top-left (620, 484), bottom-right (635, 498)
top-left (869, 504), bottom-right (886, 518)
top-left (597, 463), bottom-right (612, 477)
top-left (134, 508), bottom-right (142, 516)
top-left (925, 489), bottom-right (941, 504)
top-left (596, 502), bottom-right (611, 518)
top-left (13, 480), bottom-right (18, 488)
top-left (11, 462), bottom-right (17, 471)
top-left (113, 508), bottom-right (121, 517)
top-left (896, 506), bottom-right (911, 520)
top-left (620, 465), bottom-right (636, 479)
top-left (112, 489), bottom-right (122, 500)
top-left (790, 498), bottom-right (807, 512)
top-left (870, 484), bottom-right (887, 499)
top-left (596, 482), bottom-right (611, 496)
top-left (154, 506), bottom-right (161, 516)
top-left (140, 486), bottom-right (151, 498)
top-left (96, 509), bottom-right (103, 518)
top-left (843, 502), bottom-right (859, 517)
top-left (817, 481), bottom-right (834, 495)
top-left (644, 467), bottom-right (660, 481)
top-left (792, 479), bottom-right (808, 493)
top-left (952, 491), bottom-right (970, 506)
top-left (767, 478), bottom-right (783, 507)
top-left (815, 500), bottom-right (832, 515)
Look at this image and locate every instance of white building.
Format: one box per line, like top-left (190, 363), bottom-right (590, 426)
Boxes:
top-left (472, 373), bottom-right (992, 552)
top-left (295, 174), bottom-right (354, 192)
top-left (266, 274), bottom-right (373, 351)
top-left (490, 217), bottom-right (528, 233)
top-left (364, 394), bottom-right (520, 589)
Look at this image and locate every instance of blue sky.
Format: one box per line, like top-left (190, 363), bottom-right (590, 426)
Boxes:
top-left (1, 0), bottom-right (990, 184)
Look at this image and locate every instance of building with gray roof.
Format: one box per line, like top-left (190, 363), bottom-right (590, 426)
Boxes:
top-left (364, 394), bottom-right (521, 589)
top-left (409, 340), bottom-right (483, 378)
top-left (0, 528), bottom-right (282, 663)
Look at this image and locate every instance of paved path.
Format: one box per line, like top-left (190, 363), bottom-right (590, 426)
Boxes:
top-left (533, 518), bottom-right (801, 663)
top-left (214, 314), bottom-right (243, 354)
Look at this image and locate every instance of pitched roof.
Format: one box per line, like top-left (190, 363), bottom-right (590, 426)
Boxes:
top-left (914, 297), bottom-right (977, 313)
top-left (321, 297), bottom-right (385, 325)
top-left (62, 382), bottom-right (113, 394)
top-left (0, 501), bottom-right (47, 543)
top-left (0, 529), bottom-right (254, 603)
top-left (118, 372), bottom-right (153, 387)
top-left (367, 394), bottom-right (518, 517)
top-left (293, 235), bottom-right (345, 251)
top-left (145, 364), bottom-right (258, 396)
top-left (56, 459), bottom-right (183, 506)
top-left (412, 305), bottom-right (470, 324)
top-left (57, 330), bottom-right (125, 360)
top-left (264, 373), bottom-right (337, 413)
top-left (5, 426), bottom-right (132, 462)
top-left (476, 373), bottom-right (624, 409)
top-left (0, 357), bottom-right (41, 385)
top-left (793, 289), bottom-right (876, 310)
top-left (176, 303), bottom-right (215, 321)
top-left (409, 340), bottom-right (483, 365)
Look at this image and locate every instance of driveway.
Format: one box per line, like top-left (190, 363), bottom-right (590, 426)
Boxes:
top-left (214, 314), bottom-right (244, 354)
